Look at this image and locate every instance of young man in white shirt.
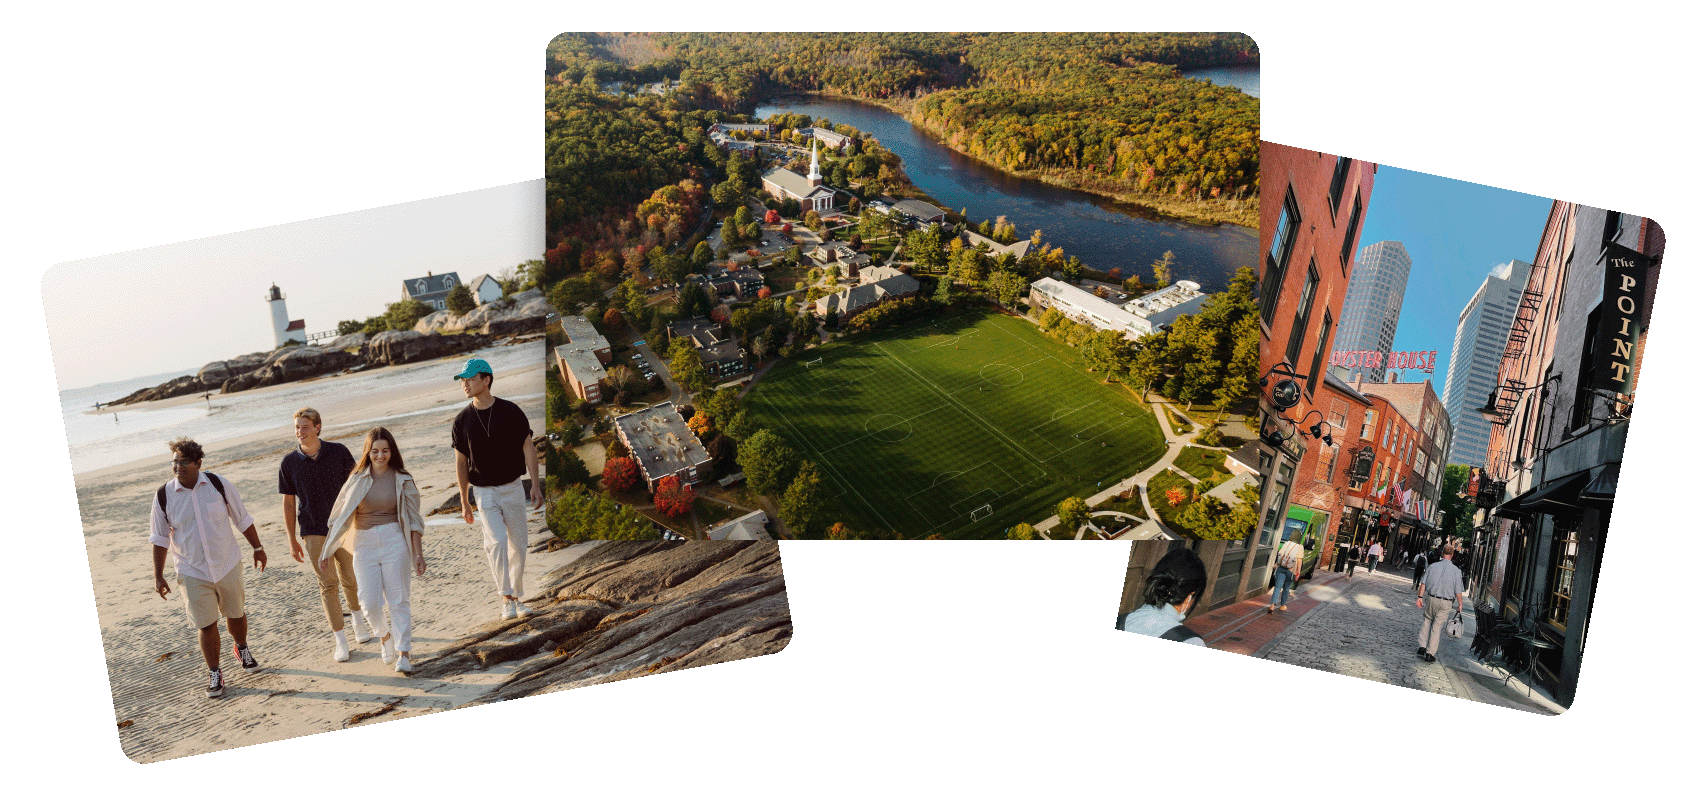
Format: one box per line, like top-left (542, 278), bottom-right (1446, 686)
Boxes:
top-left (149, 437), bottom-right (267, 698)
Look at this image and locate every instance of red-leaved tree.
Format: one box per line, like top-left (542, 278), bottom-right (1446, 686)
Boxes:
top-left (1165, 488), bottom-right (1188, 507)
top-left (653, 475), bottom-right (696, 518)
top-left (604, 308), bottom-right (625, 331)
top-left (764, 209), bottom-right (781, 224)
top-left (757, 286), bottom-right (772, 299)
top-left (603, 457), bottom-right (640, 492)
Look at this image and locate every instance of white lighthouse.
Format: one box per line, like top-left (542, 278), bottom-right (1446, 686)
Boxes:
top-left (265, 284), bottom-right (307, 347)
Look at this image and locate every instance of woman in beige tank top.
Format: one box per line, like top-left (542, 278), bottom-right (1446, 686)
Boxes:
top-left (318, 427), bottom-right (426, 672)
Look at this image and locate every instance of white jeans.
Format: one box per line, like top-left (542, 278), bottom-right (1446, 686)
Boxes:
top-left (353, 522), bottom-right (413, 652)
top-left (474, 479), bottom-right (530, 599)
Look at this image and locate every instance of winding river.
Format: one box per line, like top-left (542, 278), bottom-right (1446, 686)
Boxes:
top-left (756, 88), bottom-right (1257, 293)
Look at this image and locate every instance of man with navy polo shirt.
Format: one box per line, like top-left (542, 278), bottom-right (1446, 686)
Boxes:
top-left (451, 358), bottom-right (544, 619)
top-left (278, 407), bottom-right (369, 661)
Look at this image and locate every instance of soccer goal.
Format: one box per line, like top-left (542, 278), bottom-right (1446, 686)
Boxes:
top-left (969, 504), bottom-right (994, 522)
top-left (803, 357), bottom-right (824, 368)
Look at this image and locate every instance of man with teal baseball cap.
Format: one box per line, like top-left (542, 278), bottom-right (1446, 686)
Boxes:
top-left (450, 357), bottom-right (544, 619)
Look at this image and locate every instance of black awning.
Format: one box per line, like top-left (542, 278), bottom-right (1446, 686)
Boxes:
top-left (1493, 486), bottom-right (1534, 518)
top-left (1520, 471), bottom-right (1592, 515)
top-left (1580, 463), bottom-right (1619, 504)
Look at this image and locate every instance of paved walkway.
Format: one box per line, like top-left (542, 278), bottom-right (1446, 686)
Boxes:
top-left (1034, 398), bottom-right (1194, 540)
top-left (1183, 566), bottom-right (1563, 715)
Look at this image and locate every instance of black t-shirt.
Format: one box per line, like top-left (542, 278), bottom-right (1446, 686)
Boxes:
top-left (278, 440), bottom-right (356, 537)
top-left (451, 397), bottom-right (533, 487)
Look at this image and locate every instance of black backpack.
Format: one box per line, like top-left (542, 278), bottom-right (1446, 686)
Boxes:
top-left (157, 472), bottom-right (229, 513)
top-left (1116, 611), bottom-right (1204, 645)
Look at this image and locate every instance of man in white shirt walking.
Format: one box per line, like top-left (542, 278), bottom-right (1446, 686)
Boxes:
top-left (1367, 540), bottom-right (1385, 574)
top-left (149, 437), bottom-right (268, 699)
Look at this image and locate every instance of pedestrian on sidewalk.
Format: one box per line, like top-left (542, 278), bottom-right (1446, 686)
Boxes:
top-left (1411, 547), bottom-right (1430, 592)
top-left (1416, 544), bottom-right (1466, 663)
top-left (1346, 542), bottom-right (1361, 579)
top-left (1267, 538), bottom-right (1304, 613)
top-left (1367, 540), bottom-right (1384, 574)
top-left (1116, 548), bottom-right (1208, 646)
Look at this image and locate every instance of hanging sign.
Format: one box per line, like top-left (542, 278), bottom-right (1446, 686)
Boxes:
top-left (1594, 242), bottom-right (1650, 396)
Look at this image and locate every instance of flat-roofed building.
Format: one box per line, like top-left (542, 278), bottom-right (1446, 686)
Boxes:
top-left (1029, 278), bottom-right (1209, 339)
top-left (612, 403), bottom-right (714, 490)
top-left (554, 316), bottom-right (613, 404)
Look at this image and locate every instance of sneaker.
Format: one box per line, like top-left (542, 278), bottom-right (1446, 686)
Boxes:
top-left (233, 644), bottom-right (260, 673)
top-left (514, 600), bottom-right (534, 618)
top-left (206, 669), bottom-right (225, 699)
top-left (380, 636), bottom-right (398, 665)
top-left (1278, 605), bottom-right (1288, 612)
top-left (333, 631), bottom-right (351, 663)
top-left (394, 654), bottom-right (412, 674)
top-left (351, 612), bottom-right (374, 644)
top-left (501, 599), bottom-right (517, 620)
top-left (1417, 647), bottom-right (1427, 657)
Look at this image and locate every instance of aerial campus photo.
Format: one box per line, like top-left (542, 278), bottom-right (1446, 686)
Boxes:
top-left (1117, 144), bottom-right (1663, 715)
top-left (542, 32), bottom-right (1261, 541)
top-left (46, 184), bottom-right (790, 763)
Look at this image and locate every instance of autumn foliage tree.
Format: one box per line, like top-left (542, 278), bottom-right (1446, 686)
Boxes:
top-left (604, 308), bottom-right (625, 331)
top-left (653, 475), bottom-right (696, 518)
top-left (1165, 488), bottom-right (1188, 507)
top-left (687, 413), bottom-right (715, 437)
top-left (602, 456), bottom-right (641, 491)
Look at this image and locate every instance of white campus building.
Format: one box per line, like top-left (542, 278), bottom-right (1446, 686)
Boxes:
top-left (1028, 278), bottom-right (1208, 339)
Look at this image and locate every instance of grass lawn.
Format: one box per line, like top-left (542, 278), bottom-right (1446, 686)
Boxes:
top-left (693, 497), bottom-right (746, 530)
top-left (1174, 447), bottom-right (1230, 484)
top-left (743, 308), bottom-right (1165, 538)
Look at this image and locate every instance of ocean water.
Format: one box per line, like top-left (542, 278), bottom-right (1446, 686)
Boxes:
top-left (58, 342), bottom-right (542, 475)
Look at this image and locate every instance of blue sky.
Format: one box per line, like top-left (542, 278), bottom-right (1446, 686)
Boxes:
top-left (1353, 165), bottom-right (1554, 397)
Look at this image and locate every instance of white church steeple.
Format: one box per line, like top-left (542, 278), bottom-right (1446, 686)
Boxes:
top-left (807, 142), bottom-right (821, 187)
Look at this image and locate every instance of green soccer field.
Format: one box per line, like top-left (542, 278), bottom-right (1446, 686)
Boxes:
top-left (744, 308), bottom-right (1166, 539)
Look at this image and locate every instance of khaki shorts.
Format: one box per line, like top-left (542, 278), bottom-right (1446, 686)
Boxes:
top-left (179, 566), bottom-right (246, 629)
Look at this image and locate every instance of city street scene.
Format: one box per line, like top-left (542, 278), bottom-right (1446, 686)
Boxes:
top-left (543, 33), bottom-right (1260, 540)
top-left (1117, 144), bottom-right (1664, 712)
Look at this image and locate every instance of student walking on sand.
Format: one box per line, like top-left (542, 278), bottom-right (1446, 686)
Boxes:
top-left (278, 407), bottom-right (372, 663)
top-left (149, 437), bottom-right (266, 699)
top-left (451, 358), bottom-right (545, 620)
top-left (318, 427), bottom-right (427, 673)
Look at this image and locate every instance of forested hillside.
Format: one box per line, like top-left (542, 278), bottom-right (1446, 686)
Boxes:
top-left (544, 32), bottom-right (1258, 228)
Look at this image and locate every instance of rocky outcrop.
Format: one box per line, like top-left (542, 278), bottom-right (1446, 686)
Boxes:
top-left (220, 346), bottom-right (362, 393)
top-left (412, 309), bottom-right (461, 334)
top-left (323, 331), bottom-right (370, 351)
top-left (363, 330), bottom-right (485, 367)
top-left (411, 538), bottom-right (790, 701)
top-left (481, 315), bottom-right (545, 336)
top-left (197, 352), bottom-right (269, 388)
top-left (109, 374), bottom-right (208, 405)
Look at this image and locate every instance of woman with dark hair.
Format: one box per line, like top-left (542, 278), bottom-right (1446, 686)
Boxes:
top-left (318, 427), bottom-right (426, 673)
top-left (1116, 547), bottom-right (1209, 645)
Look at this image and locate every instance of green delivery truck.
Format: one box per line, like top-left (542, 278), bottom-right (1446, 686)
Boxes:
top-left (1280, 505), bottom-right (1326, 580)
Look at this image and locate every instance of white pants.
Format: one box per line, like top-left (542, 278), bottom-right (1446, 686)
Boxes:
top-left (353, 522), bottom-right (413, 652)
top-left (474, 479), bottom-right (530, 599)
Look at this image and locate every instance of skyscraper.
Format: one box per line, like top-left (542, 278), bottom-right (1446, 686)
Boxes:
top-left (1334, 240), bottom-right (1412, 383)
top-left (1440, 260), bottom-right (1531, 467)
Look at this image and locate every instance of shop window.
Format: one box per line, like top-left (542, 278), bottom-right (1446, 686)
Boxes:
top-left (1327, 156), bottom-right (1352, 217)
top-left (1571, 306), bottom-right (1602, 433)
top-left (1306, 310), bottom-right (1332, 396)
top-left (1285, 262), bottom-right (1320, 365)
top-left (1340, 193), bottom-right (1363, 271)
top-left (1262, 190), bottom-right (1300, 326)
top-left (1547, 516), bottom-right (1580, 629)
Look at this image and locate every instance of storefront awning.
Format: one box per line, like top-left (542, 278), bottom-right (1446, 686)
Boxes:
top-left (1498, 471), bottom-right (1591, 517)
top-left (1579, 463), bottom-right (1618, 504)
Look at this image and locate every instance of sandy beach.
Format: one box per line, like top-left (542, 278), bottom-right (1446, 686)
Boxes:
top-left (71, 345), bottom-right (578, 763)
